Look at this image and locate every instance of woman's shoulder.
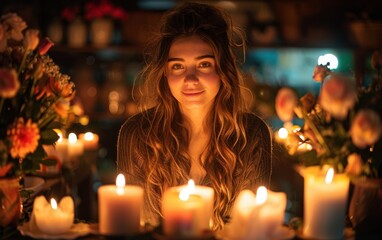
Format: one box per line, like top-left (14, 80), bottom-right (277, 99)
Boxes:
top-left (243, 112), bottom-right (270, 130)
top-left (120, 108), bottom-right (156, 132)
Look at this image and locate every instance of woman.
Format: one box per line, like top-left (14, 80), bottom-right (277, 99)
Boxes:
top-left (117, 2), bottom-right (272, 230)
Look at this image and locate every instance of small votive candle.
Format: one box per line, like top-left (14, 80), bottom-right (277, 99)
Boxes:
top-left (98, 174), bottom-right (144, 236)
top-left (33, 196), bottom-right (74, 235)
top-left (67, 133), bottom-right (84, 159)
top-left (229, 186), bottom-right (287, 239)
top-left (79, 132), bottom-right (99, 151)
top-left (162, 180), bottom-right (211, 237)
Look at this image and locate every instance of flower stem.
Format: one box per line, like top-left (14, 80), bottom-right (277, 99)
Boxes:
top-left (301, 103), bottom-right (331, 156)
top-left (18, 50), bottom-right (29, 75)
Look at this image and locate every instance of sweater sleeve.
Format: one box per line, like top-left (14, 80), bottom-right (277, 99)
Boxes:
top-left (246, 113), bottom-right (273, 190)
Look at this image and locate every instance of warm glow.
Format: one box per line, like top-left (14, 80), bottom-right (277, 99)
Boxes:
top-left (325, 168), bottom-right (334, 184)
top-left (68, 133), bottom-right (78, 143)
top-left (255, 186), bottom-right (267, 204)
top-left (57, 133), bottom-right (63, 142)
top-left (84, 132), bottom-right (94, 141)
top-left (298, 142), bottom-right (313, 151)
top-left (318, 53), bottom-right (338, 69)
top-left (50, 198), bottom-right (58, 210)
top-left (116, 174), bottom-right (125, 195)
top-left (179, 188), bottom-right (190, 201)
top-left (278, 128), bottom-right (288, 139)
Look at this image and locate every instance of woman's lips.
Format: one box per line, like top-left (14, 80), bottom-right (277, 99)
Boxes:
top-left (182, 90), bottom-right (204, 96)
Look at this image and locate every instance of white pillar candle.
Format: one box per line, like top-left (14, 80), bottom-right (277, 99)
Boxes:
top-left (229, 186), bottom-right (287, 240)
top-left (162, 180), bottom-right (211, 237)
top-left (67, 133), bottom-right (84, 159)
top-left (33, 196), bottom-right (74, 235)
top-left (79, 132), bottom-right (99, 151)
top-left (98, 174), bottom-right (144, 236)
top-left (55, 133), bottom-right (68, 162)
top-left (303, 167), bottom-right (350, 239)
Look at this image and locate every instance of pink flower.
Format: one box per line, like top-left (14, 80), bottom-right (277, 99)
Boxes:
top-left (275, 87), bottom-right (298, 122)
top-left (345, 153), bottom-right (363, 176)
top-left (0, 68), bottom-right (20, 98)
top-left (350, 109), bottom-right (382, 149)
top-left (319, 73), bottom-right (357, 120)
top-left (312, 64), bottom-right (331, 82)
top-left (6, 118), bottom-right (40, 159)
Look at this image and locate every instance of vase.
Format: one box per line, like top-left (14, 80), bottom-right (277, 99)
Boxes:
top-left (0, 177), bottom-right (22, 227)
top-left (90, 18), bottom-right (114, 47)
top-left (67, 17), bottom-right (87, 48)
top-left (348, 178), bottom-right (382, 234)
top-left (47, 18), bottom-right (63, 44)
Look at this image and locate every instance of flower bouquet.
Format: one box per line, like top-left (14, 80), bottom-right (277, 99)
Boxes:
top-left (274, 50), bottom-right (382, 178)
top-left (0, 13), bottom-right (76, 178)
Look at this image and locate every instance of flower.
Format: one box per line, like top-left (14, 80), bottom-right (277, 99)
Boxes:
top-left (274, 51), bottom-right (382, 179)
top-left (0, 13), bottom-right (76, 178)
top-left (84, 0), bottom-right (128, 21)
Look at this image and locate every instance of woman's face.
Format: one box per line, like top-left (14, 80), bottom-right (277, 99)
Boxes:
top-left (166, 35), bottom-right (221, 111)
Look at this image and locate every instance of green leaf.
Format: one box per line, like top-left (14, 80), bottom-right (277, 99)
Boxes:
top-left (39, 129), bottom-right (59, 145)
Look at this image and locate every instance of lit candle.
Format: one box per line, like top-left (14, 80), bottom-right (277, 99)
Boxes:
top-left (79, 132), bottom-right (99, 151)
top-left (229, 186), bottom-right (287, 239)
top-left (67, 132), bottom-right (84, 159)
top-left (33, 196), bottom-right (74, 234)
top-left (303, 167), bottom-right (350, 239)
top-left (98, 174), bottom-right (144, 236)
top-left (55, 132), bottom-right (68, 162)
top-left (162, 180), bottom-right (210, 237)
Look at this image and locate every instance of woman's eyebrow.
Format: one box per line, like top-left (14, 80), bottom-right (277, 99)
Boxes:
top-left (167, 54), bottom-right (215, 62)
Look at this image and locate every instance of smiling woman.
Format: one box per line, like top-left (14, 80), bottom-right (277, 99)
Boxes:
top-left (117, 2), bottom-right (272, 231)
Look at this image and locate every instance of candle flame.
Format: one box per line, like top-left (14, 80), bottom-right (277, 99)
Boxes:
top-left (187, 179), bottom-right (195, 193)
top-left (84, 132), bottom-right (94, 141)
top-left (325, 168), bottom-right (334, 184)
top-left (57, 133), bottom-right (63, 142)
top-left (278, 128), bottom-right (288, 139)
top-left (116, 174), bottom-right (125, 195)
top-left (68, 133), bottom-right (78, 143)
top-left (179, 188), bottom-right (190, 201)
top-left (255, 186), bottom-right (267, 204)
top-left (50, 198), bottom-right (58, 210)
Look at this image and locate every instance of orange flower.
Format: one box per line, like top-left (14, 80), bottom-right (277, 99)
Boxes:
top-left (6, 118), bottom-right (40, 159)
top-left (23, 29), bottom-right (39, 51)
top-left (0, 68), bottom-right (20, 98)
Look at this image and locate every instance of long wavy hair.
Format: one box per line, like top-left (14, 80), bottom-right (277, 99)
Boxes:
top-left (131, 2), bottom-right (252, 229)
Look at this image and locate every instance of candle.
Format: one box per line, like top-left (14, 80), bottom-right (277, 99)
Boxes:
top-left (79, 132), bottom-right (99, 151)
top-left (67, 132), bottom-right (84, 159)
top-left (162, 180), bottom-right (212, 237)
top-left (98, 174), bottom-right (144, 236)
top-left (303, 166), bottom-right (349, 239)
top-left (55, 133), bottom-right (68, 162)
top-left (229, 186), bottom-right (287, 239)
top-left (33, 196), bottom-right (74, 234)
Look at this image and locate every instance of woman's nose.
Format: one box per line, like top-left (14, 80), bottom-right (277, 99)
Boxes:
top-left (184, 68), bottom-right (199, 83)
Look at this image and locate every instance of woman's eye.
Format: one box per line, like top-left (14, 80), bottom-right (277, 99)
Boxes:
top-left (199, 62), bottom-right (212, 68)
top-left (171, 63), bottom-right (184, 70)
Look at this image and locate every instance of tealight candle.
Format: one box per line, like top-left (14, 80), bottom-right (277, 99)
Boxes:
top-left (98, 174), bottom-right (144, 236)
top-left (162, 181), bottom-right (206, 237)
top-left (33, 196), bottom-right (74, 235)
top-left (303, 167), bottom-right (350, 239)
top-left (67, 132), bottom-right (84, 159)
top-left (79, 132), bottom-right (99, 151)
top-left (229, 186), bottom-right (287, 239)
